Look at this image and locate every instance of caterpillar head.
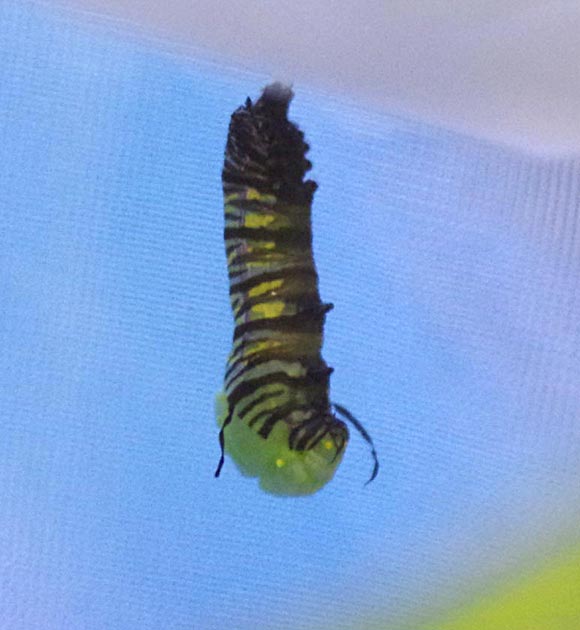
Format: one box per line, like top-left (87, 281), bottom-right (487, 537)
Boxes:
top-left (215, 393), bottom-right (348, 496)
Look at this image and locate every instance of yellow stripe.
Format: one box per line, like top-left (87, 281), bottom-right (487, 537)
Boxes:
top-left (242, 339), bottom-right (282, 356)
top-left (245, 188), bottom-right (275, 202)
top-left (224, 189), bottom-right (277, 204)
top-left (251, 301), bottom-right (286, 318)
top-left (245, 213), bottom-right (275, 228)
top-left (228, 360), bottom-right (307, 388)
top-left (248, 279), bottom-right (283, 297)
top-left (227, 245), bottom-right (278, 264)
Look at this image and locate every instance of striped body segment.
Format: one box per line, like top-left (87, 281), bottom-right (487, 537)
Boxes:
top-left (215, 84), bottom-right (349, 496)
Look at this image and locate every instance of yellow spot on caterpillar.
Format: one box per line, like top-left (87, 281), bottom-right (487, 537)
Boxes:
top-left (252, 301), bottom-right (285, 318)
top-left (245, 339), bottom-right (281, 356)
top-left (323, 440), bottom-right (333, 450)
top-left (248, 279), bottom-right (283, 297)
top-left (275, 458), bottom-right (285, 468)
top-left (245, 188), bottom-right (276, 202)
top-left (224, 190), bottom-right (275, 203)
top-left (285, 362), bottom-right (307, 377)
top-left (245, 213), bottom-right (275, 228)
top-left (263, 242), bottom-right (275, 250)
top-left (246, 188), bottom-right (262, 200)
top-left (245, 260), bottom-right (269, 269)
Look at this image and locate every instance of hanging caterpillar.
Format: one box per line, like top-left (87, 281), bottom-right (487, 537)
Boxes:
top-left (214, 83), bottom-right (378, 496)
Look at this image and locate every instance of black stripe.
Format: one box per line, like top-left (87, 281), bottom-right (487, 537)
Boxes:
top-left (227, 259), bottom-right (316, 281)
top-left (292, 422), bottom-right (327, 451)
top-left (249, 404), bottom-right (292, 429)
top-left (256, 406), bottom-right (297, 438)
top-left (229, 267), bottom-right (317, 296)
top-left (288, 418), bottom-right (348, 451)
top-left (233, 311), bottom-right (324, 341)
top-left (226, 347), bottom-right (331, 388)
top-left (236, 389), bottom-right (284, 421)
top-left (224, 345), bottom-right (294, 382)
top-left (226, 143), bottom-right (267, 172)
top-left (225, 138), bottom-right (268, 170)
top-left (224, 355), bottom-right (287, 391)
top-left (227, 265), bottom-right (275, 280)
top-left (256, 404), bottom-right (315, 438)
top-left (222, 170), bottom-right (270, 191)
top-left (222, 180), bottom-right (269, 197)
top-left (227, 339), bottom-right (331, 382)
top-left (302, 427), bottom-right (329, 451)
top-left (224, 227), bottom-right (311, 249)
top-left (225, 354), bottom-right (307, 391)
top-left (227, 371), bottom-right (313, 410)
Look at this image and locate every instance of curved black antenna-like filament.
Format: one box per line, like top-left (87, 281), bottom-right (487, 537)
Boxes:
top-left (214, 409), bottom-right (233, 478)
top-left (333, 403), bottom-right (379, 485)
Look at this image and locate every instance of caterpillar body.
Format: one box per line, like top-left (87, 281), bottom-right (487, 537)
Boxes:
top-left (215, 83), bottom-right (378, 496)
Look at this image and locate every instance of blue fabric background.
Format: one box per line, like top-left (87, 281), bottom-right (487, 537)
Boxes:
top-left (1, 3), bottom-right (579, 629)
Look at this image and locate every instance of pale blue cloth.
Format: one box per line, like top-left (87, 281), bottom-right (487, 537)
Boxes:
top-left (1, 3), bottom-right (579, 629)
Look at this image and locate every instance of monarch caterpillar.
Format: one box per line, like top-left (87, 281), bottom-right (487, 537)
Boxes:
top-left (215, 83), bottom-right (379, 496)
